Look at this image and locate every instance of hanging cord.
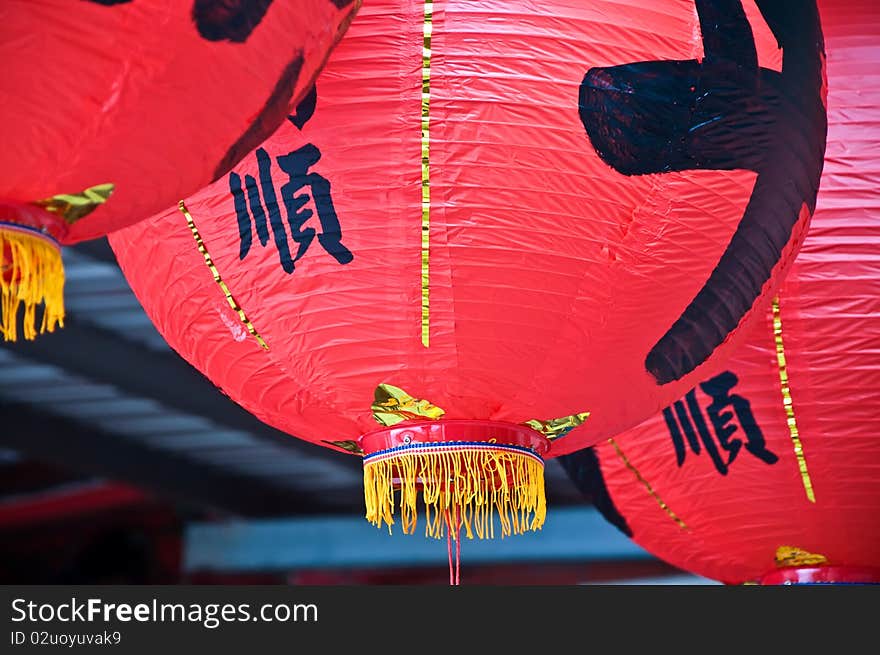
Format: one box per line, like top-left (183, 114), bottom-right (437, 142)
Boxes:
top-left (455, 507), bottom-right (461, 586)
top-left (444, 507), bottom-right (462, 586)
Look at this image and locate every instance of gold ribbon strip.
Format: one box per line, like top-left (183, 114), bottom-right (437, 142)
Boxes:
top-left (772, 297), bottom-right (815, 503)
top-left (523, 413), bottom-right (591, 440)
top-left (322, 440), bottom-right (364, 455)
top-left (420, 0), bottom-right (433, 348)
top-left (775, 545), bottom-right (828, 568)
top-left (322, 385), bottom-right (588, 458)
top-left (372, 383), bottom-right (446, 426)
top-left (608, 437), bottom-right (688, 531)
top-left (370, 383), bottom-right (589, 439)
top-left (36, 183), bottom-right (115, 224)
top-left (179, 201), bottom-right (268, 350)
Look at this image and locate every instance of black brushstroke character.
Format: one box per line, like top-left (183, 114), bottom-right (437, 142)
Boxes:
top-left (229, 87), bottom-right (353, 273)
top-left (663, 371), bottom-right (778, 475)
top-left (82, 1), bottom-right (361, 184)
top-left (579, 0), bottom-right (827, 385)
top-left (192, 0), bottom-right (274, 42)
top-left (85, 1), bottom-right (275, 41)
top-left (288, 85), bottom-right (317, 129)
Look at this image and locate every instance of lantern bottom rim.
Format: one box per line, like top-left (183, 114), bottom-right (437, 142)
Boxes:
top-left (358, 418), bottom-right (551, 456)
top-left (359, 420), bottom-right (549, 540)
top-left (759, 566), bottom-right (880, 585)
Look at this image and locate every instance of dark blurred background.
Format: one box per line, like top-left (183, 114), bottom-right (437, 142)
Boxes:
top-left (0, 240), bottom-right (715, 585)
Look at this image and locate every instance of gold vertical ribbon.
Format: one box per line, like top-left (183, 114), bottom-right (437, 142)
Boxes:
top-left (772, 296), bottom-right (815, 502)
top-left (609, 438), bottom-right (688, 530)
top-left (179, 201), bottom-right (269, 351)
top-left (420, 0), bottom-right (433, 348)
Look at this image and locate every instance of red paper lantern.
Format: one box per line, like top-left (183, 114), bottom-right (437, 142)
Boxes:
top-left (110, 0), bottom-right (828, 540)
top-left (0, 0), bottom-right (360, 340)
top-left (561, 0), bottom-right (880, 583)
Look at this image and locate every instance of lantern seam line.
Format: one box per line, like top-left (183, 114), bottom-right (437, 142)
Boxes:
top-left (179, 201), bottom-right (269, 351)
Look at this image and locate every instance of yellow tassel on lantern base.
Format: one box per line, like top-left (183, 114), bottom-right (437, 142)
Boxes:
top-left (359, 420), bottom-right (551, 540)
top-left (364, 444), bottom-right (546, 539)
top-left (0, 225), bottom-right (65, 342)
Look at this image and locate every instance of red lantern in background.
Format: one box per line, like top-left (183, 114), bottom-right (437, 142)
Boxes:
top-left (560, 0), bottom-right (880, 585)
top-left (0, 0), bottom-right (360, 340)
top-left (110, 0), bottom-right (828, 543)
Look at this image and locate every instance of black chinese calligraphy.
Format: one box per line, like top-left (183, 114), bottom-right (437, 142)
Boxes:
top-left (86, 1), bottom-right (276, 42)
top-left (192, 0), bottom-right (274, 42)
top-left (578, 0), bottom-right (827, 385)
top-left (229, 87), bottom-right (352, 273)
top-left (213, 55), bottom-right (306, 180)
top-left (230, 145), bottom-right (353, 273)
top-left (663, 371), bottom-right (778, 475)
top-left (288, 85), bottom-right (317, 130)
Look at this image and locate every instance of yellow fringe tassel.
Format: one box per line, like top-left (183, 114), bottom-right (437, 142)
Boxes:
top-left (363, 447), bottom-right (546, 539)
top-left (0, 228), bottom-right (65, 342)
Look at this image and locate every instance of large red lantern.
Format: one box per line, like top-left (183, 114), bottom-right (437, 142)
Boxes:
top-left (560, 0), bottom-right (880, 584)
top-left (0, 0), bottom-right (360, 340)
top-left (110, 0), bottom-right (828, 543)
